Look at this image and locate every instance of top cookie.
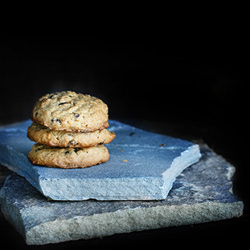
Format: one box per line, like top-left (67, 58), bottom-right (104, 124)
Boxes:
top-left (31, 91), bottom-right (109, 132)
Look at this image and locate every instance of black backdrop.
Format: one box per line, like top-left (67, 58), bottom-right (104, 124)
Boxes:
top-left (0, 35), bottom-right (249, 247)
top-left (1, 36), bottom-right (247, 122)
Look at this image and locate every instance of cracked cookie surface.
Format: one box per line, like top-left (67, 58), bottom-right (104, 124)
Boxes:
top-left (27, 122), bottom-right (116, 148)
top-left (28, 144), bottom-right (110, 169)
top-left (31, 91), bottom-right (109, 132)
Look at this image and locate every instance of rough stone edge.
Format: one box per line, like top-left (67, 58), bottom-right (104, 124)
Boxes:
top-left (26, 201), bottom-right (244, 245)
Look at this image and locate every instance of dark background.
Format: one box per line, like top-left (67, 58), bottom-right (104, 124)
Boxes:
top-left (0, 35), bottom-right (249, 247)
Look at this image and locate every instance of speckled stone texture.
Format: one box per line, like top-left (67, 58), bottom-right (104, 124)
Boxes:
top-left (0, 120), bottom-right (201, 200)
top-left (0, 144), bottom-right (243, 245)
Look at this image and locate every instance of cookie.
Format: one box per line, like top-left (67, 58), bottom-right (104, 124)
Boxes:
top-left (31, 91), bottom-right (109, 132)
top-left (27, 122), bottom-right (116, 148)
top-left (28, 144), bottom-right (110, 169)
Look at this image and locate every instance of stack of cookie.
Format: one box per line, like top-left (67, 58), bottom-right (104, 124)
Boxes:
top-left (27, 91), bottom-right (116, 169)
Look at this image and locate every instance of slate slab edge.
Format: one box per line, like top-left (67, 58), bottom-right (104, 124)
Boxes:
top-left (32, 202), bottom-right (244, 245)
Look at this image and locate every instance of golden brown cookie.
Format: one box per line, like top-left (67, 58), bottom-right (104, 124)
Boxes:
top-left (28, 144), bottom-right (110, 169)
top-left (31, 91), bottom-right (109, 132)
top-left (27, 122), bottom-right (116, 148)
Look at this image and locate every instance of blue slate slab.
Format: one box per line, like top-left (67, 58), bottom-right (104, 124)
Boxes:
top-left (0, 144), bottom-right (243, 245)
top-left (0, 120), bottom-right (201, 200)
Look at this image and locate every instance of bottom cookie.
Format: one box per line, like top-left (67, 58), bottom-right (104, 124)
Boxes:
top-left (28, 144), bottom-right (110, 169)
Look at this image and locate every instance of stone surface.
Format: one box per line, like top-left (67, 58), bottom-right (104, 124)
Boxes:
top-left (0, 120), bottom-right (201, 200)
top-left (0, 144), bottom-right (243, 245)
